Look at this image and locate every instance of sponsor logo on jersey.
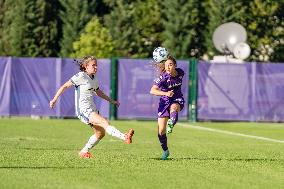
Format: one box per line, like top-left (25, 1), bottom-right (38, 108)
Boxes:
top-left (154, 78), bottom-right (160, 83)
top-left (168, 82), bottom-right (182, 88)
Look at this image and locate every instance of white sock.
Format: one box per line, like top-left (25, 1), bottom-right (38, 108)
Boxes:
top-left (81, 135), bottom-right (100, 153)
top-left (105, 125), bottom-right (126, 140)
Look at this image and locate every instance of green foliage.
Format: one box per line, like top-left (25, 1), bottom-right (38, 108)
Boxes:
top-left (0, 0), bottom-right (27, 56)
top-left (132, 0), bottom-right (162, 57)
top-left (160, 0), bottom-right (201, 59)
top-left (104, 0), bottom-right (162, 58)
top-left (203, 0), bottom-right (246, 59)
top-left (25, 0), bottom-right (60, 57)
top-left (0, 0), bottom-right (284, 61)
top-left (71, 17), bottom-right (114, 58)
top-left (0, 0), bottom-right (60, 57)
top-left (246, 0), bottom-right (284, 62)
top-left (59, 0), bottom-right (96, 58)
top-left (0, 0), bottom-right (8, 55)
top-left (202, 0), bottom-right (284, 62)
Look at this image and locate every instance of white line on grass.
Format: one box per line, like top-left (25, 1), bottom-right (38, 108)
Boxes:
top-left (178, 123), bottom-right (284, 144)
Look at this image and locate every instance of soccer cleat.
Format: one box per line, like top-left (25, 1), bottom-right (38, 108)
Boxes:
top-left (125, 129), bottom-right (135, 144)
top-left (161, 149), bottom-right (170, 160)
top-left (166, 119), bottom-right (174, 134)
top-left (79, 151), bottom-right (92, 158)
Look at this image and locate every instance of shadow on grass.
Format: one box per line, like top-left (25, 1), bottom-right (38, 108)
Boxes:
top-left (149, 157), bottom-right (284, 162)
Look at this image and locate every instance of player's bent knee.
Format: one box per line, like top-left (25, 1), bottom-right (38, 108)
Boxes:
top-left (170, 103), bottom-right (180, 111)
top-left (96, 131), bottom-right (105, 139)
top-left (89, 118), bottom-right (109, 128)
top-left (95, 120), bottom-right (109, 129)
top-left (170, 107), bottom-right (180, 112)
top-left (94, 126), bottom-right (106, 138)
top-left (158, 129), bottom-right (166, 135)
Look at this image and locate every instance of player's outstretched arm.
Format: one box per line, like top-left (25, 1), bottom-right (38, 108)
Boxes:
top-left (150, 85), bottom-right (174, 97)
top-left (50, 80), bottom-right (73, 108)
top-left (95, 89), bottom-right (120, 107)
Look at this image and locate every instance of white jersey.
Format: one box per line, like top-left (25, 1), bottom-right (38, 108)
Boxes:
top-left (70, 72), bottom-right (99, 124)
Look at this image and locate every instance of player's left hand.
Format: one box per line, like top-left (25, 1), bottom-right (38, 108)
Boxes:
top-left (113, 100), bottom-right (120, 107)
top-left (166, 90), bottom-right (174, 97)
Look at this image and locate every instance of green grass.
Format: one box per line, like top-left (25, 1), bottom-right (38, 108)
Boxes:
top-left (0, 118), bottom-right (284, 189)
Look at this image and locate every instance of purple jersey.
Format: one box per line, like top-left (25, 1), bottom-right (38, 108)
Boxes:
top-left (153, 68), bottom-right (185, 117)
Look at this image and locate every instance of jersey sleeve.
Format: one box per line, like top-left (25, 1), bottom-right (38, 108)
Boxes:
top-left (177, 68), bottom-right (185, 77)
top-left (70, 73), bottom-right (83, 87)
top-left (153, 75), bottom-right (164, 88)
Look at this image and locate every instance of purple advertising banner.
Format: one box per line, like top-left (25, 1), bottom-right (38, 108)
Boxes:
top-left (3, 57), bottom-right (284, 122)
top-left (0, 57), bottom-right (110, 118)
top-left (198, 61), bottom-right (284, 122)
top-left (0, 57), bottom-right (11, 116)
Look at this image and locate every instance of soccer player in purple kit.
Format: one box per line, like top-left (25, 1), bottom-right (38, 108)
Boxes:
top-left (150, 55), bottom-right (185, 160)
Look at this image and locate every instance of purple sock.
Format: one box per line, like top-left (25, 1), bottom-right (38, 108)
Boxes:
top-left (170, 111), bottom-right (178, 126)
top-left (158, 134), bottom-right (168, 151)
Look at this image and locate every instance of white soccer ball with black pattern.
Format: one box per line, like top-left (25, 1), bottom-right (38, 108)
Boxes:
top-left (153, 47), bottom-right (169, 63)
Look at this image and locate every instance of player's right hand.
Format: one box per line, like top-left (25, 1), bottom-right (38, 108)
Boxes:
top-left (166, 90), bottom-right (174, 97)
top-left (49, 99), bottom-right (56, 108)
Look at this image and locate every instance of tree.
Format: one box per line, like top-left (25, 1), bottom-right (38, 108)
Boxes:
top-left (59, 0), bottom-right (97, 57)
top-left (160, 0), bottom-right (201, 59)
top-left (1, 0), bottom-right (27, 56)
top-left (25, 0), bottom-right (60, 57)
top-left (1, 0), bottom-right (60, 57)
top-left (246, 0), bottom-right (284, 62)
top-left (131, 0), bottom-right (163, 57)
top-left (0, 0), bottom-right (8, 55)
top-left (71, 17), bottom-right (115, 58)
top-left (202, 0), bottom-right (246, 59)
top-left (104, 0), bottom-right (162, 58)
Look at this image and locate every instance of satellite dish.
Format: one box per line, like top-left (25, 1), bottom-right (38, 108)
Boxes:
top-left (213, 22), bottom-right (247, 53)
top-left (233, 42), bottom-right (251, 60)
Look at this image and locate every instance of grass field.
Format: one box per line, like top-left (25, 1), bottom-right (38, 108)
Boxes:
top-left (0, 118), bottom-right (284, 189)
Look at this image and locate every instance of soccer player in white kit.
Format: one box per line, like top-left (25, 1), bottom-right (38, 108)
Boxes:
top-left (50, 55), bottom-right (134, 158)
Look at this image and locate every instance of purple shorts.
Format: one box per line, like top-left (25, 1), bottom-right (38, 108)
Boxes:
top-left (157, 97), bottom-right (184, 118)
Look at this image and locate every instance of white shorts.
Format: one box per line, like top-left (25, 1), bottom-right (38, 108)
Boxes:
top-left (77, 106), bottom-right (98, 125)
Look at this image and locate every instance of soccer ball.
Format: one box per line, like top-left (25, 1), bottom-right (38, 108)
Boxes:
top-left (153, 47), bottom-right (169, 63)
